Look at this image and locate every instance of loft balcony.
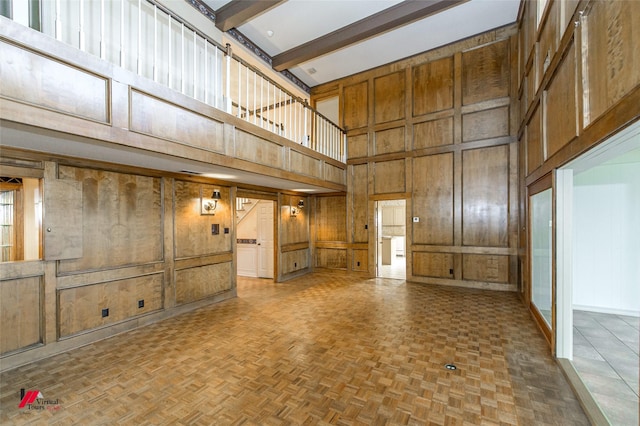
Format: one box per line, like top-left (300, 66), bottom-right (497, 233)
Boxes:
top-left (0, 1), bottom-right (346, 193)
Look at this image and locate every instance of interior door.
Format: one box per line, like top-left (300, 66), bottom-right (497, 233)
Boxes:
top-left (257, 201), bottom-right (274, 278)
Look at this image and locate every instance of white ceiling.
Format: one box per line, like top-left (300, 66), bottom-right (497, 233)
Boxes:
top-left (204, 0), bottom-right (521, 87)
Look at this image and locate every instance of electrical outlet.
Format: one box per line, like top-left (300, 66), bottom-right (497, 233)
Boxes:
top-left (365, 224), bottom-right (368, 229)
top-left (224, 227), bottom-right (229, 234)
top-left (449, 268), bottom-right (454, 275)
top-left (138, 299), bottom-right (144, 308)
top-left (294, 262), bottom-right (297, 267)
top-left (357, 261), bottom-right (360, 266)
top-left (101, 308), bottom-right (109, 318)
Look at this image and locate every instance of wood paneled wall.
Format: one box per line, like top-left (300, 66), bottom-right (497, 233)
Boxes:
top-left (0, 276), bottom-right (41, 353)
top-left (279, 193), bottom-right (311, 279)
top-left (517, 0), bottom-right (640, 303)
top-left (313, 195), bottom-right (348, 270)
top-left (0, 154), bottom-right (237, 367)
top-left (312, 26), bottom-right (519, 290)
top-left (0, 151), bottom-right (316, 367)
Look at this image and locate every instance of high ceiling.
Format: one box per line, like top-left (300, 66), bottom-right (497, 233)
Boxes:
top-left (2, 0), bottom-right (523, 194)
top-left (202, 0), bottom-right (522, 88)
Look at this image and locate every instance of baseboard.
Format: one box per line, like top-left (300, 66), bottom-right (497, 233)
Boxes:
top-left (573, 305), bottom-right (640, 317)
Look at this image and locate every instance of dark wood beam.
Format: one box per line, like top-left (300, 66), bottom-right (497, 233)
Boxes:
top-left (272, 0), bottom-right (468, 71)
top-left (215, 0), bottom-right (286, 32)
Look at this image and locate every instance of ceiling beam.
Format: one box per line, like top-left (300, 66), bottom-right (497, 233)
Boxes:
top-left (215, 0), bottom-right (286, 32)
top-left (272, 0), bottom-right (468, 72)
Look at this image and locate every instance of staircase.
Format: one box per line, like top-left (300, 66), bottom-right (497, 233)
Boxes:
top-left (236, 198), bottom-right (254, 222)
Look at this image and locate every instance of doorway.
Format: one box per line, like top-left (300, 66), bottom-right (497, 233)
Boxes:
top-left (556, 122), bottom-right (639, 425)
top-left (376, 199), bottom-right (406, 279)
top-left (236, 198), bottom-right (275, 279)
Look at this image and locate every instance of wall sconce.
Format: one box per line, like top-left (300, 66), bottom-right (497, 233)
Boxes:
top-left (202, 189), bottom-right (221, 215)
top-left (290, 199), bottom-right (304, 217)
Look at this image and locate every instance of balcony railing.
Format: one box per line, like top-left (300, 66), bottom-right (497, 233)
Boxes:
top-left (1, 0), bottom-right (346, 162)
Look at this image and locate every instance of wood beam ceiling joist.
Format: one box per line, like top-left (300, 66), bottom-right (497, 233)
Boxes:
top-left (215, 0), bottom-right (286, 32)
top-left (272, 0), bottom-right (468, 72)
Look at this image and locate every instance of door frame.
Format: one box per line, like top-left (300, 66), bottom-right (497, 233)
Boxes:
top-left (527, 173), bottom-right (554, 351)
top-left (235, 190), bottom-right (278, 281)
top-left (374, 198), bottom-right (407, 278)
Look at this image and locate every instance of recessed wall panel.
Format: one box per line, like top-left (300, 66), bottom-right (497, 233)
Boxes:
top-left (462, 146), bottom-right (509, 247)
top-left (412, 154), bottom-right (454, 245)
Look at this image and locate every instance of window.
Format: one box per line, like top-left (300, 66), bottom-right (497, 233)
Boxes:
top-left (0, 177), bottom-right (42, 262)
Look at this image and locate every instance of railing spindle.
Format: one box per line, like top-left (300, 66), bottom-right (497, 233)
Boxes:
top-left (193, 31), bottom-right (197, 98)
top-left (100, 0), bottom-right (105, 59)
top-left (180, 23), bottom-right (185, 94)
top-left (252, 70), bottom-right (256, 125)
top-left (78, 0), bottom-right (84, 50)
top-left (303, 103), bottom-right (307, 146)
top-left (245, 65), bottom-right (249, 120)
top-left (119, 0), bottom-right (124, 68)
top-left (260, 77), bottom-right (264, 128)
top-left (153, 5), bottom-right (157, 82)
top-left (236, 61), bottom-right (241, 117)
top-left (137, 0), bottom-right (142, 75)
top-left (214, 44), bottom-right (218, 108)
top-left (55, 0), bottom-right (61, 40)
top-left (168, 15), bottom-right (172, 89)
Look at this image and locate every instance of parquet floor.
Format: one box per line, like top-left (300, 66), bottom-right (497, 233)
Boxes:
top-left (1, 272), bottom-right (589, 425)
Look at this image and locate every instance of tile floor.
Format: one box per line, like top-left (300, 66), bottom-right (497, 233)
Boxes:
top-left (378, 255), bottom-right (406, 280)
top-left (1, 272), bottom-right (588, 425)
top-left (572, 310), bottom-right (639, 426)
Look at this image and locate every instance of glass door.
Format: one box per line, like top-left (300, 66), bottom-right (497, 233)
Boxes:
top-left (529, 184), bottom-right (553, 341)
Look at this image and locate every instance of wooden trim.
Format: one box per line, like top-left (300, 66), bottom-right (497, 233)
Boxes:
top-left (174, 252), bottom-right (234, 270)
top-left (314, 241), bottom-right (349, 248)
top-left (528, 172), bottom-right (552, 195)
top-left (0, 164), bottom-right (44, 179)
top-left (272, 0), bottom-right (467, 71)
top-left (530, 302), bottom-right (553, 347)
top-left (369, 192), bottom-right (410, 201)
top-left (281, 242), bottom-right (309, 253)
top-left (235, 190), bottom-right (278, 201)
top-left (411, 245), bottom-right (517, 255)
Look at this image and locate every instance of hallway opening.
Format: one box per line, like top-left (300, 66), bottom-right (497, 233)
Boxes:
top-left (375, 199), bottom-right (406, 280)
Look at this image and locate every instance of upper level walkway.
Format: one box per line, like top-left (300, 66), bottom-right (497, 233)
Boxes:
top-left (0, 2), bottom-right (346, 193)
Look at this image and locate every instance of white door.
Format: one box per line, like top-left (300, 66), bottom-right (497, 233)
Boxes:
top-left (257, 202), bottom-right (274, 278)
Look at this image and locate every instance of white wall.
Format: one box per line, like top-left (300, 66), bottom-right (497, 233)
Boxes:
top-left (237, 203), bottom-right (258, 240)
top-left (573, 162), bottom-right (640, 315)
